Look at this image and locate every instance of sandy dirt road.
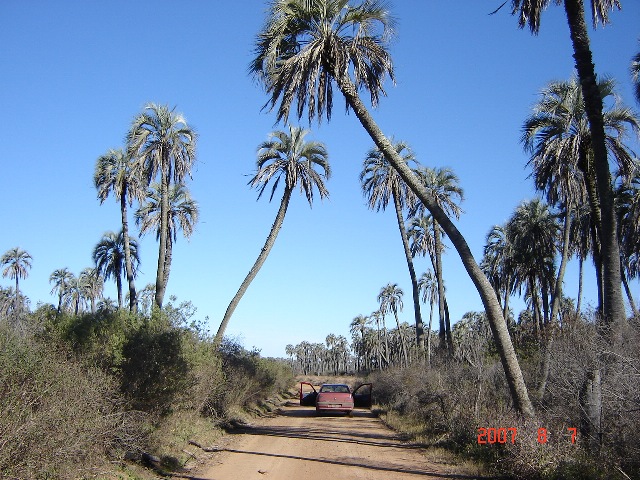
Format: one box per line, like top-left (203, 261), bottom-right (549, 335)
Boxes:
top-left (188, 401), bottom-right (486, 480)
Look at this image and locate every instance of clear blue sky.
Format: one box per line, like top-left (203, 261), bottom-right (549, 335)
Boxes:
top-left (1, 1), bottom-right (639, 357)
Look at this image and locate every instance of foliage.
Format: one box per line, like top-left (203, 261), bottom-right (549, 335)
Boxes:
top-left (0, 298), bottom-right (293, 478)
top-left (369, 316), bottom-right (640, 479)
top-left (0, 321), bottom-right (145, 479)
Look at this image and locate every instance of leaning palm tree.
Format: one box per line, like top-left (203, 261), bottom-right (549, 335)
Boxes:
top-left (49, 267), bottom-right (74, 313)
top-left (93, 231), bottom-right (140, 309)
top-left (508, 0), bottom-right (625, 326)
top-left (136, 182), bottom-right (199, 294)
top-left (215, 126), bottom-right (330, 344)
top-left (360, 141), bottom-right (424, 347)
top-left (127, 103), bottom-right (197, 308)
top-left (251, 0), bottom-right (533, 416)
top-left (1, 247), bottom-right (32, 312)
top-left (378, 283), bottom-right (407, 367)
top-left (94, 148), bottom-right (145, 312)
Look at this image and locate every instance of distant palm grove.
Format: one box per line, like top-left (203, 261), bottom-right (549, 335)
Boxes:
top-left (2, 0), bottom-right (640, 479)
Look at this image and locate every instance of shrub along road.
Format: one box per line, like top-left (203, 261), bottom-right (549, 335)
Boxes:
top-left (190, 401), bottom-right (486, 480)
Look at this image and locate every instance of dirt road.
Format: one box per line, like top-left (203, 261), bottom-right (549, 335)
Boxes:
top-left (189, 401), bottom-right (485, 480)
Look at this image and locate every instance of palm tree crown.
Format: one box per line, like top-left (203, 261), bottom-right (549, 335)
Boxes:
top-left (510, 0), bottom-right (620, 34)
top-left (360, 141), bottom-right (416, 212)
top-left (251, 126), bottom-right (331, 204)
top-left (250, 0), bottom-right (396, 123)
top-left (1, 247), bottom-right (32, 300)
top-left (93, 231), bottom-right (140, 308)
top-left (136, 182), bottom-right (199, 242)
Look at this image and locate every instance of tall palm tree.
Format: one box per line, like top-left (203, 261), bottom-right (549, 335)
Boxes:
top-left (215, 126), bottom-right (330, 344)
top-left (360, 141), bottom-right (424, 347)
top-left (251, 0), bottom-right (534, 416)
top-left (418, 270), bottom-right (438, 365)
top-left (92, 231), bottom-right (140, 308)
top-left (1, 247), bottom-right (32, 312)
top-left (522, 77), bottom-right (639, 319)
top-left (506, 199), bottom-right (559, 333)
top-left (79, 267), bottom-right (104, 314)
top-left (377, 283), bottom-right (407, 367)
top-left (63, 273), bottom-right (85, 315)
top-left (136, 182), bottom-right (199, 294)
top-left (411, 167), bottom-right (463, 355)
top-left (350, 314), bottom-right (368, 372)
top-left (509, 0), bottom-right (625, 325)
top-left (49, 267), bottom-right (73, 313)
top-left (94, 148), bottom-right (145, 312)
top-left (127, 103), bottom-right (197, 308)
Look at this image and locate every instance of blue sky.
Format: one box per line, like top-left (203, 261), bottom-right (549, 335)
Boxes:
top-left (1, 1), bottom-right (639, 357)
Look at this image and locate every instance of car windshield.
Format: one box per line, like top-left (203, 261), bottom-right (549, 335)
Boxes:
top-left (320, 384), bottom-right (350, 393)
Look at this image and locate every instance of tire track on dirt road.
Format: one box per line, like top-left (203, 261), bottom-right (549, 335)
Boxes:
top-left (188, 402), bottom-right (491, 480)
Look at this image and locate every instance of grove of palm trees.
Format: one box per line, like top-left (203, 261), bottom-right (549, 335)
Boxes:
top-left (1, 0), bottom-right (640, 479)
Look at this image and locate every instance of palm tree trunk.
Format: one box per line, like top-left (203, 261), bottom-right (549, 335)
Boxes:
top-left (336, 74), bottom-right (535, 416)
top-left (155, 153), bottom-right (170, 309)
top-left (120, 186), bottom-right (138, 313)
top-left (392, 308), bottom-right (408, 367)
top-left (577, 255), bottom-right (584, 315)
top-left (392, 189), bottom-right (425, 347)
top-left (427, 299), bottom-right (434, 366)
top-left (433, 222), bottom-right (447, 354)
top-left (163, 235), bottom-right (173, 294)
top-left (444, 296), bottom-right (454, 354)
top-left (550, 208), bottom-right (572, 324)
top-left (563, 0), bottom-right (625, 324)
top-left (538, 206), bottom-right (573, 401)
top-left (116, 274), bottom-right (123, 309)
top-left (215, 187), bottom-right (293, 345)
top-left (621, 266), bottom-right (638, 317)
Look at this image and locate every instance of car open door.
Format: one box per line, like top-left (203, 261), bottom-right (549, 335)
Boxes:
top-left (299, 382), bottom-right (318, 406)
top-left (353, 383), bottom-right (372, 408)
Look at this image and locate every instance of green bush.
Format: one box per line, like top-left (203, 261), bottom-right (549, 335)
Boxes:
top-left (0, 322), bottom-right (145, 479)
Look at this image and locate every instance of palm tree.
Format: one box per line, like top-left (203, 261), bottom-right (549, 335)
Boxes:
top-left (251, 0), bottom-right (534, 416)
top-left (411, 167), bottom-right (463, 355)
top-left (215, 126), bottom-right (330, 344)
top-left (509, 0), bottom-right (625, 326)
top-left (418, 270), bottom-right (438, 365)
top-left (1, 247), bottom-right (32, 312)
top-left (49, 267), bottom-right (73, 313)
top-left (481, 225), bottom-right (516, 327)
top-left (360, 141), bottom-right (424, 347)
top-left (377, 283), bottom-right (407, 367)
top-left (350, 314), bottom-right (368, 372)
top-left (94, 148), bottom-right (145, 312)
top-left (93, 231), bottom-right (140, 308)
top-left (506, 199), bottom-right (559, 333)
top-left (79, 267), bottom-right (104, 314)
top-left (63, 273), bottom-right (85, 315)
top-left (522, 77), bottom-right (639, 319)
top-left (136, 182), bottom-right (199, 294)
top-left (127, 103), bottom-right (197, 308)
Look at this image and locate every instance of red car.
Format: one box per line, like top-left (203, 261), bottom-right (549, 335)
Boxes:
top-left (299, 382), bottom-right (372, 415)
